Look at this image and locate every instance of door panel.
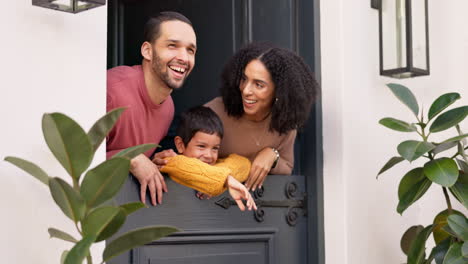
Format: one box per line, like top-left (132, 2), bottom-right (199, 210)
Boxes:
top-left (110, 175), bottom-right (306, 264)
top-left (251, 0), bottom-right (296, 49)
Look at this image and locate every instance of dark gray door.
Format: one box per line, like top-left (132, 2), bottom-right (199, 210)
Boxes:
top-left (107, 0), bottom-right (323, 263)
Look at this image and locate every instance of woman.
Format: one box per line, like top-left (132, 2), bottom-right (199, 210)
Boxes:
top-left (205, 42), bottom-right (318, 191)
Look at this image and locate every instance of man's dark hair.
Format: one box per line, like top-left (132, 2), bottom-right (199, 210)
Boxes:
top-left (220, 42), bottom-right (319, 134)
top-left (176, 106), bottom-right (224, 145)
top-left (143, 11), bottom-right (193, 43)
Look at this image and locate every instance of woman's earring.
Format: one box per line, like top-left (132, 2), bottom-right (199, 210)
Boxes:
top-left (275, 98), bottom-right (279, 103)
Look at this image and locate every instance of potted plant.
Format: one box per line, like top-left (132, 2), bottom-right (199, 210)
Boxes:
top-left (377, 83), bottom-right (468, 264)
top-left (4, 108), bottom-right (178, 264)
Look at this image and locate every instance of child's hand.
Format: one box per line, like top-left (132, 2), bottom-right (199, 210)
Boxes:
top-left (226, 175), bottom-right (257, 211)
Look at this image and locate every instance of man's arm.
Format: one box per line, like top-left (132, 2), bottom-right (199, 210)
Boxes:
top-left (130, 154), bottom-right (167, 206)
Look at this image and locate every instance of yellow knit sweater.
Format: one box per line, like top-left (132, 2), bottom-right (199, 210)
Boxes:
top-left (160, 154), bottom-right (251, 196)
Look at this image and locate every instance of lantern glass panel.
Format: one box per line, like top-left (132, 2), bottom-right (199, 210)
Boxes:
top-left (411, 0), bottom-right (428, 70)
top-left (381, 0), bottom-right (407, 71)
top-left (33, 0), bottom-right (105, 13)
top-left (51, 0), bottom-right (94, 9)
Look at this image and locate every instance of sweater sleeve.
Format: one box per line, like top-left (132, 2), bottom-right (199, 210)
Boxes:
top-left (270, 129), bottom-right (296, 175)
top-left (160, 155), bottom-right (231, 196)
top-left (215, 154), bottom-right (251, 183)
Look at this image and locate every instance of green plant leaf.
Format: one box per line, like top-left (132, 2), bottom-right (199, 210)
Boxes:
top-left (4, 156), bottom-right (49, 185)
top-left (60, 250), bottom-right (69, 264)
top-left (433, 209), bottom-right (465, 245)
top-left (447, 214), bottom-right (468, 240)
top-left (450, 171), bottom-right (468, 210)
top-left (462, 242), bottom-right (468, 258)
top-left (424, 158), bottom-right (459, 187)
top-left (377, 156), bottom-right (405, 178)
top-left (401, 225), bottom-right (424, 255)
top-left (49, 177), bottom-right (86, 222)
top-left (64, 235), bottom-right (96, 264)
top-left (443, 225), bottom-right (461, 239)
top-left (397, 168), bottom-right (432, 214)
top-left (96, 211), bottom-right (126, 242)
top-left (398, 140), bottom-right (435, 162)
top-left (88, 108), bottom-right (125, 152)
top-left (407, 225), bottom-right (433, 264)
top-left (387, 83), bottom-right (419, 116)
top-left (428, 93), bottom-right (461, 121)
top-left (430, 238), bottom-right (451, 264)
top-left (48, 228), bottom-right (78, 243)
top-left (82, 206), bottom-right (126, 242)
top-left (379, 118), bottom-right (417, 132)
top-left (81, 157), bottom-right (130, 208)
top-left (102, 226), bottom-right (179, 263)
top-left (42, 113), bottom-right (93, 180)
top-left (120, 202), bottom-right (147, 215)
top-left (442, 134), bottom-right (468, 144)
top-left (457, 159), bottom-right (468, 173)
top-left (430, 106), bottom-right (468, 133)
top-left (443, 243), bottom-right (467, 264)
top-left (458, 143), bottom-right (467, 161)
top-left (398, 168), bottom-right (425, 198)
top-left (433, 142), bottom-right (459, 155)
top-left (112, 143), bottom-right (158, 160)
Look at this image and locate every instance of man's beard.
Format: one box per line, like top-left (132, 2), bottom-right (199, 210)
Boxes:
top-left (151, 50), bottom-right (188, 90)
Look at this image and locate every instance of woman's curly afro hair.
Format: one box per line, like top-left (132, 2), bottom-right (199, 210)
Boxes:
top-left (220, 42), bottom-right (319, 134)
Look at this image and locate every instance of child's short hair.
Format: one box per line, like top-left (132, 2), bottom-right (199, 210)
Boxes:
top-left (176, 106), bottom-right (224, 145)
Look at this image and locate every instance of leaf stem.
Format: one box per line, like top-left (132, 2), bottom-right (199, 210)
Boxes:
top-left (420, 125), bottom-right (429, 142)
top-left (73, 178), bottom-right (79, 192)
top-left (442, 187), bottom-right (452, 214)
top-left (416, 130), bottom-right (424, 138)
top-left (75, 222), bottom-right (82, 236)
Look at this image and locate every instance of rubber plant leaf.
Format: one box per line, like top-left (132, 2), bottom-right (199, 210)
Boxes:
top-left (4, 156), bottom-right (49, 185)
top-left (88, 107), bottom-right (125, 152)
top-left (428, 93), bottom-right (461, 121)
top-left (49, 177), bottom-right (86, 222)
top-left (42, 113), bottom-right (93, 181)
top-left (387, 83), bottom-right (419, 117)
top-left (424, 158), bottom-right (459, 187)
top-left (81, 157), bottom-right (130, 208)
top-left (103, 226), bottom-right (179, 263)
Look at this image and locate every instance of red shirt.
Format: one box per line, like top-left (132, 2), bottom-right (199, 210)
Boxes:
top-left (106, 65), bottom-right (174, 159)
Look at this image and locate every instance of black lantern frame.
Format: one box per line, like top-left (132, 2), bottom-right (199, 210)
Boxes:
top-left (372, 0), bottom-right (430, 78)
top-left (32, 0), bottom-right (106, 14)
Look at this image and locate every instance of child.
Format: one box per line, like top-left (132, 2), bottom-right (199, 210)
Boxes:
top-left (160, 106), bottom-right (256, 211)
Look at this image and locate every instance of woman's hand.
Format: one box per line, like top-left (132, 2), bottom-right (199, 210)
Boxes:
top-left (245, 147), bottom-right (276, 191)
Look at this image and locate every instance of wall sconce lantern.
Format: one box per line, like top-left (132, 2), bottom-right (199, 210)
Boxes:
top-left (33, 0), bottom-right (105, 14)
top-left (371, 0), bottom-right (429, 78)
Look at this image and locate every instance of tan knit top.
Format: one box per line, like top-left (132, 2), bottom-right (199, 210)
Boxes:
top-left (160, 154), bottom-right (250, 196)
top-left (205, 97), bottom-right (296, 175)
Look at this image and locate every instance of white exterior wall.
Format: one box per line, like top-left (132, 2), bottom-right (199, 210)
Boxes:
top-left (0, 2), bottom-right (107, 263)
top-left (321, 1), bottom-right (468, 264)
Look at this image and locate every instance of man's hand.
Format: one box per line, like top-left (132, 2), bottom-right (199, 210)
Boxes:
top-left (226, 175), bottom-right (257, 211)
top-left (131, 154), bottom-right (168, 206)
top-left (245, 147), bottom-right (276, 191)
top-left (152, 149), bottom-right (177, 169)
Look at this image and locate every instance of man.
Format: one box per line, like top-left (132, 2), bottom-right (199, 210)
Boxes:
top-left (107, 11), bottom-right (197, 206)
